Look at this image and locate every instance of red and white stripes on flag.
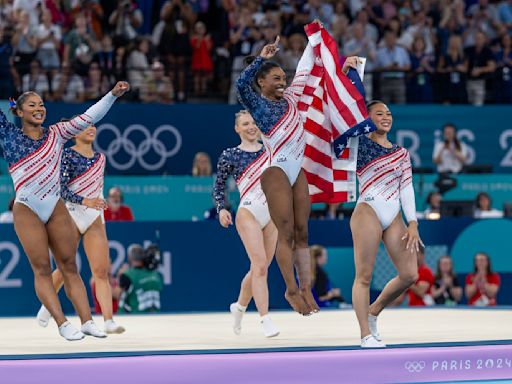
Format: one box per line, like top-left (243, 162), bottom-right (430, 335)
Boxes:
top-left (297, 23), bottom-right (370, 203)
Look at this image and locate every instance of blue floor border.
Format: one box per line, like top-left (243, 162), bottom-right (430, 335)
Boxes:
top-left (1, 339), bottom-right (511, 361)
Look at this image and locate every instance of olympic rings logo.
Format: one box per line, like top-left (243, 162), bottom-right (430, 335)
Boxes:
top-left (94, 123), bottom-right (182, 171)
top-left (404, 361), bottom-right (426, 373)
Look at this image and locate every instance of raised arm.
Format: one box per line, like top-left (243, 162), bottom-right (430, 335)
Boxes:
top-left (235, 56), bottom-right (266, 111)
top-left (0, 107), bottom-right (16, 141)
top-left (52, 81), bottom-right (130, 141)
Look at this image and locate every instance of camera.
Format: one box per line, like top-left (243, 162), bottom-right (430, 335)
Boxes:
top-left (143, 243), bottom-right (161, 271)
top-left (122, 0), bottom-right (131, 10)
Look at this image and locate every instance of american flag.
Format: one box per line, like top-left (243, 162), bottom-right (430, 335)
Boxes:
top-left (297, 23), bottom-right (376, 203)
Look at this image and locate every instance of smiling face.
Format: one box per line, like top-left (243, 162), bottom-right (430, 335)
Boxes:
top-left (75, 125), bottom-right (96, 145)
top-left (235, 112), bottom-right (260, 143)
top-left (17, 93), bottom-right (46, 127)
top-left (258, 67), bottom-right (287, 100)
top-left (475, 253), bottom-right (489, 273)
top-left (369, 103), bottom-right (393, 133)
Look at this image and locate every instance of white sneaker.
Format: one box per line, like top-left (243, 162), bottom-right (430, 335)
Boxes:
top-left (59, 321), bottom-right (85, 341)
top-left (230, 302), bottom-right (245, 335)
top-left (104, 319), bottom-right (125, 334)
top-left (260, 315), bottom-right (279, 338)
top-left (368, 314), bottom-right (382, 342)
top-left (81, 320), bottom-right (107, 338)
top-left (37, 305), bottom-right (52, 328)
top-left (361, 334), bottom-right (386, 348)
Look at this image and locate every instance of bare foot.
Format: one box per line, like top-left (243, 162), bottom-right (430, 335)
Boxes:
top-left (285, 289), bottom-right (310, 316)
top-left (300, 287), bottom-right (320, 314)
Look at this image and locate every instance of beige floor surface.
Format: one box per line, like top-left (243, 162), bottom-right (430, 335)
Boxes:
top-left (0, 308), bottom-right (511, 357)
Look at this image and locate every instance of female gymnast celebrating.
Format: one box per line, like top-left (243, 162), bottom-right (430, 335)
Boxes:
top-left (214, 110), bottom-right (279, 338)
top-left (0, 81), bottom-right (129, 340)
top-left (37, 122), bottom-right (125, 334)
top-left (236, 33), bottom-right (319, 316)
top-left (351, 100), bottom-right (422, 348)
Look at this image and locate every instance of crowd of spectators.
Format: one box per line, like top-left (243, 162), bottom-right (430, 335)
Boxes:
top-left (0, 0), bottom-right (511, 104)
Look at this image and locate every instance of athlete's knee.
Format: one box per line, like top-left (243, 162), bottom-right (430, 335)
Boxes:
top-left (250, 263), bottom-right (268, 278)
top-left (91, 265), bottom-right (109, 281)
top-left (33, 264), bottom-right (52, 278)
top-left (293, 223), bottom-right (308, 248)
top-left (58, 257), bottom-right (79, 275)
top-left (400, 270), bottom-right (418, 287)
top-left (354, 271), bottom-right (372, 287)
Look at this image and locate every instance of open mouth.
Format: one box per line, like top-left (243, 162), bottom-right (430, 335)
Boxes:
top-left (33, 113), bottom-right (44, 120)
top-left (380, 121), bottom-right (391, 128)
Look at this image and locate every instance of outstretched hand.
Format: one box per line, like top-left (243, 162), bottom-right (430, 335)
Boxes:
top-left (112, 81), bottom-right (130, 97)
top-left (260, 36), bottom-right (280, 59)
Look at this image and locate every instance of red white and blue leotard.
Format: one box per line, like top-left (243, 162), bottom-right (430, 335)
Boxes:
top-left (236, 56), bottom-right (310, 185)
top-left (61, 148), bottom-right (106, 234)
top-left (0, 92), bottom-right (117, 223)
top-left (356, 135), bottom-right (417, 229)
top-left (214, 146), bottom-right (270, 228)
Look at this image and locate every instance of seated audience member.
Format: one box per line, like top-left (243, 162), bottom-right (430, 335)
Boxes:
top-left (408, 245), bottom-right (435, 306)
top-left (0, 198), bottom-right (14, 223)
top-left (118, 244), bottom-right (163, 313)
top-left (432, 256), bottom-right (462, 305)
top-left (465, 252), bottom-right (501, 306)
top-left (433, 123), bottom-right (467, 174)
top-left (310, 245), bottom-right (346, 307)
top-left (423, 191), bottom-right (442, 219)
top-left (474, 192), bottom-right (504, 218)
top-left (192, 151), bottom-right (212, 177)
top-left (105, 186), bottom-right (134, 221)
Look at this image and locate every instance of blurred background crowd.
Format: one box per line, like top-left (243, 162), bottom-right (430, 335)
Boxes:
top-left (0, 0), bottom-right (511, 104)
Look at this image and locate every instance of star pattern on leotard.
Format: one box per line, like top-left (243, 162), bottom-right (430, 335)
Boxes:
top-left (213, 147), bottom-right (265, 212)
top-left (357, 134), bottom-right (399, 171)
top-left (60, 148), bottom-right (101, 204)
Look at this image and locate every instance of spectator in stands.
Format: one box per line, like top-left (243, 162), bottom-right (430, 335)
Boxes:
top-left (432, 255), bottom-right (462, 305)
top-left (398, 10), bottom-right (435, 55)
top-left (21, 59), bottom-right (49, 99)
top-left (192, 151), bottom-right (212, 177)
top-left (140, 61), bottom-right (174, 103)
top-left (71, 0), bottom-right (104, 41)
top-left (156, 0), bottom-right (194, 102)
top-left (12, 10), bottom-right (37, 77)
top-left (35, 8), bottom-right (61, 73)
top-left (190, 21), bottom-right (213, 96)
top-left (407, 245), bottom-right (435, 306)
top-left (465, 31), bottom-right (496, 106)
top-left (94, 35), bottom-right (116, 81)
top-left (494, 34), bottom-right (512, 104)
top-left (0, 26), bottom-right (17, 99)
top-left (423, 191), bottom-right (442, 219)
top-left (407, 35), bottom-right (435, 103)
top-left (344, 22), bottom-right (376, 100)
top-left (474, 192), bottom-right (504, 218)
top-left (105, 186), bottom-right (134, 221)
top-left (0, 197), bottom-right (14, 223)
top-left (118, 244), bottom-right (163, 313)
top-left (433, 123), bottom-right (468, 174)
top-left (12, 0), bottom-right (41, 27)
top-left (279, 33), bottom-right (307, 73)
top-left (113, 44), bottom-right (128, 82)
top-left (437, 1), bottom-right (466, 56)
top-left (126, 37), bottom-right (151, 98)
top-left (465, 252), bottom-right (501, 306)
top-left (63, 13), bottom-right (96, 77)
top-left (0, 0), bottom-right (15, 30)
top-left (437, 34), bottom-right (468, 104)
top-left (51, 63), bottom-right (85, 102)
top-left (310, 245), bottom-right (346, 308)
top-left (108, 0), bottom-right (143, 46)
top-left (375, 29), bottom-right (410, 104)
top-left (84, 61), bottom-right (110, 101)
